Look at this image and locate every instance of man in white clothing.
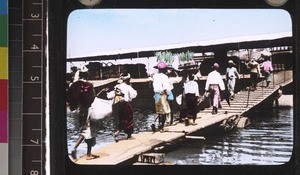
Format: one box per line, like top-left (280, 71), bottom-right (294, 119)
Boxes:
top-left (205, 63), bottom-right (225, 114)
top-left (226, 60), bottom-right (240, 100)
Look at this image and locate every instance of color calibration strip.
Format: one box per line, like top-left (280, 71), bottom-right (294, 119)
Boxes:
top-left (0, 0), bottom-right (9, 175)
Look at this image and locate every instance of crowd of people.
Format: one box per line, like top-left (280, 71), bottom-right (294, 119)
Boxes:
top-left (66, 51), bottom-right (274, 160)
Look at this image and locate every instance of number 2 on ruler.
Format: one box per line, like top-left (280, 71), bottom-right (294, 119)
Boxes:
top-left (30, 139), bottom-right (39, 145)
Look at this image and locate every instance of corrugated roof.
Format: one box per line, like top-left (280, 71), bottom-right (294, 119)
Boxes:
top-left (67, 31), bottom-right (292, 61)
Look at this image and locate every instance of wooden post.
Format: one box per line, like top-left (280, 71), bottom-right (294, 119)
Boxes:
top-left (283, 64), bottom-right (286, 83)
top-left (138, 64), bottom-right (141, 78)
top-left (100, 63), bottom-right (103, 80)
top-left (185, 136), bottom-right (205, 140)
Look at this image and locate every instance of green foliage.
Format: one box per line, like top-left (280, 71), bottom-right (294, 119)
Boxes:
top-left (178, 51), bottom-right (194, 62)
top-left (155, 51), bottom-right (174, 64)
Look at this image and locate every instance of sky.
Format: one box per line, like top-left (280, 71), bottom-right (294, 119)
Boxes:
top-left (67, 9), bottom-right (292, 58)
top-left (66, 9), bottom-right (292, 73)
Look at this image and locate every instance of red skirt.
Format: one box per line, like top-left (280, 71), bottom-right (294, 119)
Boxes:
top-left (112, 101), bottom-right (134, 133)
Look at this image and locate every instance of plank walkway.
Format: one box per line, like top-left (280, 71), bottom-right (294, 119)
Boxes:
top-left (73, 70), bottom-right (292, 165)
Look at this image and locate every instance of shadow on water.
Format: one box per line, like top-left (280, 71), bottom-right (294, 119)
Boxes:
top-left (67, 107), bottom-right (157, 158)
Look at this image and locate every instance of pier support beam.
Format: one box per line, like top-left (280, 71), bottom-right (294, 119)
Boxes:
top-left (236, 117), bottom-right (251, 128)
top-left (220, 115), bottom-right (250, 131)
top-left (138, 153), bottom-right (165, 164)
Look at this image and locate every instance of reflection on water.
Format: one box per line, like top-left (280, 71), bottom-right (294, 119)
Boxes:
top-left (67, 98), bottom-right (293, 165)
top-left (164, 106), bottom-right (293, 165)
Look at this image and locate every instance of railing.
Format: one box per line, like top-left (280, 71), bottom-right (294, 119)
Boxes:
top-left (243, 67), bottom-right (289, 110)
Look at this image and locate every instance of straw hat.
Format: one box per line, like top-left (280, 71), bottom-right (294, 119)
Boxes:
top-left (79, 65), bottom-right (88, 72)
top-left (119, 73), bottom-right (131, 80)
top-left (117, 73), bottom-right (131, 84)
top-left (261, 50), bottom-right (272, 57)
top-left (228, 60), bottom-right (234, 64)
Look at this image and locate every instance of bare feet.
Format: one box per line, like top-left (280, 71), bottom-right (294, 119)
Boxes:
top-left (113, 131), bottom-right (119, 142)
top-left (151, 124), bottom-right (156, 132)
top-left (70, 149), bottom-right (77, 159)
top-left (86, 154), bottom-right (100, 160)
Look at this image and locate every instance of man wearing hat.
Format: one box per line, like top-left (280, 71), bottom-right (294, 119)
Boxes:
top-left (152, 61), bottom-right (172, 131)
top-left (107, 73), bottom-right (137, 142)
top-left (67, 66), bottom-right (100, 160)
top-left (72, 65), bottom-right (89, 83)
top-left (226, 60), bottom-right (240, 100)
top-left (205, 63), bottom-right (225, 114)
top-left (247, 58), bottom-right (261, 91)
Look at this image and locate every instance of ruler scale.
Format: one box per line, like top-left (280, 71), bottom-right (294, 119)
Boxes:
top-left (22, 0), bottom-right (46, 175)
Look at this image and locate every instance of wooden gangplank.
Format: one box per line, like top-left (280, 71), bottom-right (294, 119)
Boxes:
top-left (73, 112), bottom-right (234, 165)
top-left (204, 70), bottom-right (293, 115)
top-left (73, 70), bottom-right (292, 165)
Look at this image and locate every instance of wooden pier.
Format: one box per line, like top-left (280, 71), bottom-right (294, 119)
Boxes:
top-left (73, 70), bottom-right (292, 165)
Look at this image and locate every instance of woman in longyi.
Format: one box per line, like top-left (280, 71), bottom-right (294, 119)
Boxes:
top-left (106, 73), bottom-right (137, 142)
top-left (151, 61), bottom-right (172, 132)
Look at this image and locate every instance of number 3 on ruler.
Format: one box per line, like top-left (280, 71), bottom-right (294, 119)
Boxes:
top-left (31, 13), bottom-right (40, 18)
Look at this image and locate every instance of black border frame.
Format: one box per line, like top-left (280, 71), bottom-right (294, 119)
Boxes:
top-left (48, 0), bottom-right (299, 175)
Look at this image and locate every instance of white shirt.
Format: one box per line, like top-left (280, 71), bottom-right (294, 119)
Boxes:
top-left (73, 70), bottom-right (80, 82)
top-left (226, 67), bottom-right (239, 79)
top-left (152, 73), bottom-right (171, 92)
top-left (107, 82), bottom-right (137, 102)
top-left (205, 70), bottom-right (225, 91)
top-left (184, 80), bottom-right (199, 96)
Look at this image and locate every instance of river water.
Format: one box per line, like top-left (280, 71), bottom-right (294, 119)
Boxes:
top-left (67, 95), bottom-right (293, 165)
top-left (164, 105), bottom-right (293, 165)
